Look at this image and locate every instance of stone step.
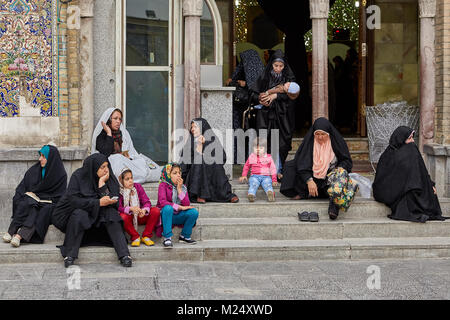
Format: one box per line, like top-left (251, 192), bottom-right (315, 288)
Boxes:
top-left (1, 237), bottom-right (450, 264)
top-left (25, 215), bottom-right (450, 244)
top-left (196, 218), bottom-right (450, 240)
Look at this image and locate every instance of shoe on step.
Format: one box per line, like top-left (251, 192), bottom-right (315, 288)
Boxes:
top-left (131, 238), bottom-right (141, 247)
top-left (10, 235), bottom-right (20, 247)
top-left (141, 237), bottom-right (155, 246)
top-left (179, 235), bottom-right (197, 245)
top-left (247, 194), bottom-right (255, 202)
top-left (64, 256), bottom-right (75, 268)
top-left (309, 211), bottom-right (319, 222)
top-left (298, 211), bottom-right (310, 222)
top-left (120, 255), bottom-right (132, 267)
top-left (2, 233), bottom-right (12, 243)
top-left (163, 238), bottom-right (173, 248)
top-left (267, 191), bottom-right (275, 202)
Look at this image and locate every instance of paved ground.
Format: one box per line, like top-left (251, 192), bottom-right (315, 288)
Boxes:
top-left (0, 258), bottom-right (449, 300)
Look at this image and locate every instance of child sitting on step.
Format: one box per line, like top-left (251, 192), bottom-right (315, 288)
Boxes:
top-left (118, 168), bottom-right (161, 247)
top-left (239, 137), bottom-right (278, 202)
top-left (157, 163), bottom-right (199, 248)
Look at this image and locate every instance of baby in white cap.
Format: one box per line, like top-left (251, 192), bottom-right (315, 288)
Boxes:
top-left (254, 82), bottom-right (300, 109)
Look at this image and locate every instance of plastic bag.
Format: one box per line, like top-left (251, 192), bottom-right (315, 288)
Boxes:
top-left (349, 173), bottom-right (372, 198)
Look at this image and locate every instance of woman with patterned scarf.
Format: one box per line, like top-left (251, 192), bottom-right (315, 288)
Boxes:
top-left (156, 163), bottom-right (199, 248)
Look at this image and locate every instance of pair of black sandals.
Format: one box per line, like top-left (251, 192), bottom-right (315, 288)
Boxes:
top-left (297, 211), bottom-right (319, 222)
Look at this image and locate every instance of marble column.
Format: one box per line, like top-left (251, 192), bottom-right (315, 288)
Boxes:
top-left (418, 0), bottom-right (436, 151)
top-left (309, 0), bottom-right (329, 122)
top-left (183, 0), bottom-right (203, 128)
top-left (79, 0), bottom-right (94, 148)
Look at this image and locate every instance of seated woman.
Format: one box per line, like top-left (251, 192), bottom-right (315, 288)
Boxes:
top-left (3, 145), bottom-right (67, 247)
top-left (157, 163), bottom-right (199, 248)
top-left (280, 117), bottom-right (354, 219)
top-left (92, 107), bottom-right (161, 183)
top-left (373, 126), bottom-right (447, 223)
top-left (179, 117), bottom-right (239, 203)
top-left (52, 153), bottom-right (132, 268)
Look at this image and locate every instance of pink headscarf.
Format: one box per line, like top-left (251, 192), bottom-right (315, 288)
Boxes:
top-left (312, 130), bottom-right (335, 179)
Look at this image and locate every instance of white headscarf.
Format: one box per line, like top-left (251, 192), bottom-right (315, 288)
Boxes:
top-left (91, 107), bottom-right (139, 159)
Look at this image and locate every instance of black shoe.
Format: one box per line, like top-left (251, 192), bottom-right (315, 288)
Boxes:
top-left (120, 255), bottom-right (132, 267)
top-left (298, 211), bottom-right (310, 222)
top-left (163, 238), bottom-right (173, 248)
top-left (328, 201), bottom-right (339, 220)
top-left (64, 256), bottom-right (75, 268)
top-left (179, 235), bottom-right (197, 245)
top-left (309, 211), bottom-right (319, 222)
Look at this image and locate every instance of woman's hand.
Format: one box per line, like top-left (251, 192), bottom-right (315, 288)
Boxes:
top-left (272, 181), bottom-right (279, 187)
top-left (101, 121), bottom-right (112, 136)
top-left (100, 196), bottom-right (117, 207)
top-left (237, 80), bottom-right (246, 87)
top-left (129, 206), bottom-right (141, 214)
top-left (98, 171), bottom-right (109, 188)
top-left (433, 186), bottom-right (437, 195)
top-left (176, 178), bottom-right (184, 193)
top-left (307, 179), bottom-right (318, 197)
top-left (239, 176), bottom-right (248, 184)
top-left (261, 93), bottom-right (277, 105)
top-left (138, 209), bottom-right (146, 219)
top-left (179, 205), bottom-right (194, 211)
top-left (195, 137), bottom-right (204, 154)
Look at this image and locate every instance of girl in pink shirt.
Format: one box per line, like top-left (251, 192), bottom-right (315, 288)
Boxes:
top-left (239, 138), bottom-right (278, 202)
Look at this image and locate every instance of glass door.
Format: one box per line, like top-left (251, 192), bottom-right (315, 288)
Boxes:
top-left (124, 0), bottom-right (172, 164)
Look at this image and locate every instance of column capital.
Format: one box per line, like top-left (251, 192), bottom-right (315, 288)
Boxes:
top-left (419, 0), bottom-right (436, 18)
top-left (79, 0), bottom-right (94, 18)
top-left (309, 0), bottom-right (329, 19)
top-left (183, 0), bottom-right (203, 17)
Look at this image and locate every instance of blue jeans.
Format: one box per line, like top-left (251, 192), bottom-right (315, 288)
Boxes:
top-left (248, 175), bottom-right (273, 195)
top-left (160, 205), bottom-right (199, 239)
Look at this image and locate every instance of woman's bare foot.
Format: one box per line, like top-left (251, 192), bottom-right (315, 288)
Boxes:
top-left (196, 197), bottom-right (206, 204)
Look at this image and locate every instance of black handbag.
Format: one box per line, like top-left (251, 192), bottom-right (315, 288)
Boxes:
top-left (233, 86), bottom-right (249, 108)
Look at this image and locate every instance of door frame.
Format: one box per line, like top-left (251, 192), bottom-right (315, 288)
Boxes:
top-left (115, 0), bottom-right (175, 161)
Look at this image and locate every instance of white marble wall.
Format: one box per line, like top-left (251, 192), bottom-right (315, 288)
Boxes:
top-left (424, 144), bottom-right (450, 198)
top-left (200, 87), bottom-right (235, 179)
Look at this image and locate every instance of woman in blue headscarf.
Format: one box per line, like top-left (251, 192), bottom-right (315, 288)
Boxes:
top-left (2, 145), bottom-right (67, 247)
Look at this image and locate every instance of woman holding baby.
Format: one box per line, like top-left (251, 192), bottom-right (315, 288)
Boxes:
top-left (249, 49), bottom-right (299, 172)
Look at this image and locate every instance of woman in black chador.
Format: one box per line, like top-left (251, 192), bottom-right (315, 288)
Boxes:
top-left (52, 153), bottom-right (132, 268)
top-left (280, 117), bottom-right (353, 219)
top-left (249, 49), bottom-right (296, 168)
top-left (2, 145), bottom-right (67, 247)
top-left (180, 117), bottom-right (239, 204)
top-left (373, 126), bottom-right (447, 223)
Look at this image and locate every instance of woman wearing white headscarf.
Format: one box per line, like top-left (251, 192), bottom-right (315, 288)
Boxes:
top-left (91, 108), bottom-right (161, 183)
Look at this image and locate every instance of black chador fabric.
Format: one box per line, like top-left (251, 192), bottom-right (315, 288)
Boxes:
top-left (249, 49), bottom-right (296, 166)
top-left (373, 126), bottom-right (446, 222)
top-left (52, 153), bottom-right (128, 258)
top-left (280, 117), bottom-right (352, 198)
top-left (95, 129), bottom-right (116, 157)
top-left (180, 117), bottom-right (237, 202)
top-left (9, 145), bottom-right (67, 243)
